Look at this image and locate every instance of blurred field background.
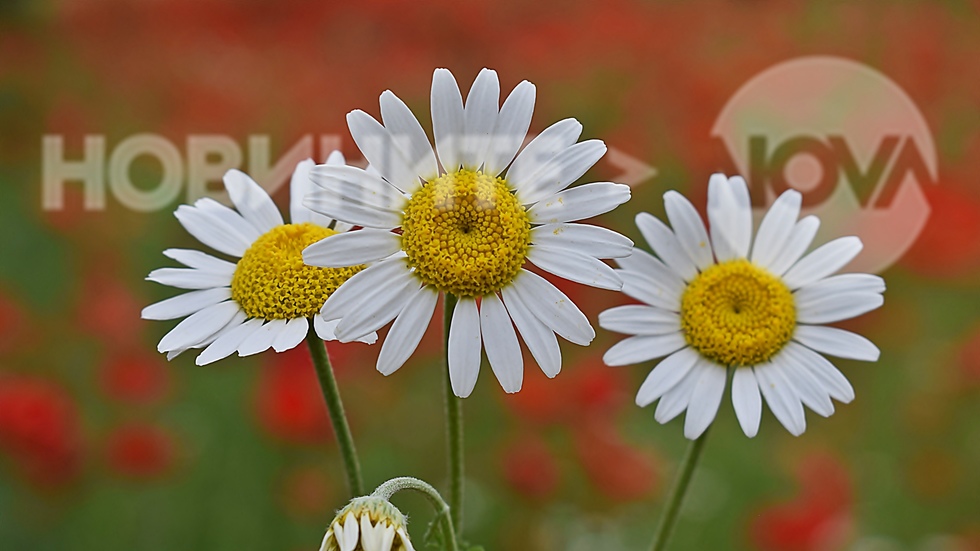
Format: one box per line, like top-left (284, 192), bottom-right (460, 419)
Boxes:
top-left (1, 1), bottom-right (980, 550)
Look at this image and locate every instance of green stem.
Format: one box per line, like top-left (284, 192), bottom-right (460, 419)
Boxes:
top-left (306, 326), bottom-right (364, 497)
top-left (372, 476), bottom-right (459, 551)
top-left (649, 426), bottom-right (711, 551)
top-left (442, 293), bottom-right (464, 538)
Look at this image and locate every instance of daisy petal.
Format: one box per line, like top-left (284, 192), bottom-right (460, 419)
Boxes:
top-left (516, 140), bottom-right (607, 205)
top-left (431, 68), bottom-right (465, 172)
top-left (684, 361), bottom-right (727, 439)
top-left (359, 517), bottom-right (383, 551)
top-left (146, 268), bottom-right (230, 290)
top-left (377, 286), bottom-right (438, 376)
top-left (142, 287), bottom-right (231, 320)
top-left (303, 229), bottom-right (401, 267)
top-left (223, 169), bottom-right (284, 233)
top-left (654, 364), bottom-right (701, 424)
top-left (527, 182), bottom-right (631, 224)
top-left (506, 117), bottom-right (582, 190)
top-left (707, 174), bottom-right (752, 261)
top-left (309, 165), bottom-right (408, 212)
top-left (334, 277), bottom-right (421, 343)
top-left (501, 288), bottom-right (561, 378)
top-left (531, 223), bottom-right (634, 259)
top-left (509, 269), bottom-right (594, 346)
top-left (793, 325), bottom-right (880, 361)
top-left (766, 216), bottom-right (820, 276)
top-left (795, 292), bottom-right (884, 324)
top-left (380, 90), bottom-right (439, 181)
top-left (272, 317), bottom-right (310, 353)
top-left (448, 297), bottom-right (482, 397)
top-left (779, 349), bottom-right (835, 417)
top-left (289, 158), bottom-right (331, 226)
top-left (347, 109), bottom-right (420, 194)
top-left (635, 347), bottom-right (698, 407)
top-left (617, 270), bottom-right (682, 312)
top-left (616, 249), bottom-right (686, 302)
top-left (664, 191), bottom-right (713, 270)
top-left (794, 273), bottom-right (885, 298)
top-left (320, 256), bottom-right (409, 321)
top-left (397, 528), bottom-right (415, 551)
top-left (602, 332), bottom-right (686, 367)
top-left (304, 188), bottom-right (403, 230)
top-left (755, 361), bottom-right (806, 436)
top-left (314, 317), bottom-right (377, 344)
top-left (527, 246), bottom-right (622, 291)
top-left (174, 203), bottom-right (253, 257)
top-left (196, 318), bottom-right (264, 365)
top-left (751, 190), bottom-right (801, 269)
top-left (157, 301), bottom-right (240, 353)
top-left (341, 512), bottom-right (359, 551)
top-left (635, 212), bottom-right (699, 281)
top-left (237, 319), bottom-right (287, 357)
top-left (462, 68), bottom-right (500, 169)
top-left (598, 304), bottom-right (680, 336)
top-left (781, 236), bottom-right (863, 290)
top-left (485, 80), bottom-right (535, 177)
top-left (731, 367), bottom-right (762, 437)
top-left (481, 293), bottom-right (523, 393)
top-left (162, 249), bottom-right (236, 276)
top-left (784, 342), bottom-right (854, 403)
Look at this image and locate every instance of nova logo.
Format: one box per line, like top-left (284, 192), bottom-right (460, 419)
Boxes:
top-left (713, 56), bottom-right (937, 274)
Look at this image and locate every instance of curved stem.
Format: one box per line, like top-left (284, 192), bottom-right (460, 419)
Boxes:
top-left (649, 426), bottom-right (711, 551)
top-left (306, 326), bottom-right (364, 497)
top-left (372, 477), bottom-right (459, 551)
top-left (442, 293), bottom-right (464, 537)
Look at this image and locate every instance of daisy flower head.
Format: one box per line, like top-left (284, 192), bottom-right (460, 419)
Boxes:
top-left (600, 174), bottom-right (884, 439)
top-left (142, 152), bottom-right (376, 365)
top-left (302, 68), bottom-right (633, 397)
top-left (319, 496), bottom-right (415, 551)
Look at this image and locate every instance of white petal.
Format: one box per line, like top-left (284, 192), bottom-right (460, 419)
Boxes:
top-left (320, 256), bottom-right (409, 321)
top-left (634, 347), bottom-right (698, 407)
top-left (531, 223), bottom-right (634, 259)
top-left (348, 109), bottom-right (420, 194)
top-left (755, 361), bottom-right (806, 436)
top-left (396, 528), bottom-right (415, 551)
top-left (507, 118), bottom-right (583, 188)
top-left (377, 286), bottom-right (438, 376)
top-left (157, 301), bottom-right (241, 353)
top-left (618, 271), bottom-right (681, 312)
top-left (684, 362), bottom-right (727, 439)
top-left (318, 529), bottom-right (332, 551)
top-left (485, 80), bottom-right (535, 176)
top-left (796, 292), bottom-right (884, 324)
top-left (461, 67), bottom-right (500, 169)
top-left (751, 190), bottom-right (801, 269)
top-left (707, 173), bottom-right (752, 261)
top-left (334, 278), bottom-right (421, 343)
top-left (237, 319), bottom-right (287, 357)
top-left (509, 269), bottom-right (594, 345)
top-left (766, 216), bottom-right (820, 276)
top-left (794, 273), bottom-right (885, 299)
top-left (783, 342), bottom-right (854, 403)
top-left (380, 90), bottom-right (439, 181)
top-left (340, 512), bottom-right (359, 551)
top-left (358, 516), bottom-right (382, 551)
top-left (501, 288), bottom-right (561, 378)
top-left (731, 367), bottom-right (762, 437)
top-left (781, 236), bottom-right (864, 290)
top-left (448, 297), bottom-right (482, 397)
top-left (162, 248), bottom-right (236, 276)
top-left (142, 287), bottom-right (232, 320)
top-left (146, 268), bottom-right (231, 290)
top-left (377, 525), bottom-right (396, 551)
top-left (635, 212), bottom-right (698, 281)
top-left (174, 202), bottom-right (253, 257)
top-left (223, 169), bottom-right (284, 233)
top-left (290, 158), bottom-right (323, 225)
top-left (527, 182), bottom-right (631, 224)
top-left (654, 363), bottom-right (701, 424)
top-left (303, 229), bottom-right (401, 267)
top-left (272, 317), bottom-right (310, 352)
top-left (598, 304), bottom-right (680, 336)
top-left (778, 349), bottom-right (835, 417)
top-left (309, 164), bottom-right (408, 212)
top-left (664, 191), bottom-right (713, 270)
top-left (431, 68), bottom-right (465, 172)
top-left (196, 318), bottom-right (264, 365)
top-left (616, 248), bottom-right (686, 306)
top-left (304, 188), bottom-right (403, 230)
top-left (314, 316), bottom-right (379, 344)
top-left (527, 245), bottom-right (622, 291)
top-left (602, 332), bottom-right (687, 367)
top-left (480, 293), bottom-right (523, 393)
top-left (793, 325), bottom-right (880, 361)
top-left (515, 140), bottom-right (606, 205)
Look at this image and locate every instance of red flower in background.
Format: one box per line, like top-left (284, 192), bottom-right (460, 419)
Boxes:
top-left (900, 183), bottom-right (980, 279)
top-left (749, 454), bottom-right (854, 551)
top-left (100, 351), bottom-right (172, 405)
top-left (501, 434), bottom-right (560, 501)
top-left (76, 270), bottom-right (144, 346)
top-left (573, 420), bottom-right (659, 502)
top-left (104, 422), bottom-right (176, 479)
top-left (0, 375), bottom-right (83, 489)
top-left (254, 347), bottom-right (333, 445)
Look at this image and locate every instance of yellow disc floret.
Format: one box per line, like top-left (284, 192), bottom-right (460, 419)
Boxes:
top-left (680, 259), bottom-right (796, 367)
top-left (401, 169), bottom-right (531, 297)
top-left (231, 223), bottom-right (364, 319)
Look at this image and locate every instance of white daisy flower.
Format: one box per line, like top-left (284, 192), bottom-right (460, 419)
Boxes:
top-left (142, 152), bottom-right (376, 365)
top-left (319, 497), bottom-right (415, 551)
top-left (302, 68), bottom-right (632, 397)
top-left (600, 174), bottom-right (884, 439)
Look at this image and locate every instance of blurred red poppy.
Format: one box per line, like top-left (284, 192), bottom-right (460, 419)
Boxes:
top-left (573, 420), bottom-right (659, 502)
top-left (100, 351), bottom-right (172, 405)
top-left (501, 433), bottom-right (560, 501)
top-left (254, 347), bottom-right (333, 445)
top-left (104, 422), bottom-right (176, 479)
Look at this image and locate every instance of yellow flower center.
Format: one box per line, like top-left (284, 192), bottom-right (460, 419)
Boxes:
top-left (680, 259), bottom-right (796, 367)
top-left (400, 169), bottom-right (531, 297)
top-left (231, 223), bottom-right (364, 319)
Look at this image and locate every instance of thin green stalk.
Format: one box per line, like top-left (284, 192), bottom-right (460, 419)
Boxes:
top-left (372, 477), bottom-right (459, 551)
top-left (306, 326), bottom-right (364, 497)
top-left (442, 293), bottom-right (464, 537)
top-left (649, 426), bottom-right (711, 551)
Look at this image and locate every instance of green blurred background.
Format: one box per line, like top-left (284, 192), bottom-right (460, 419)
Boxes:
top-left (1, 1), bottom-right (979, 550)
